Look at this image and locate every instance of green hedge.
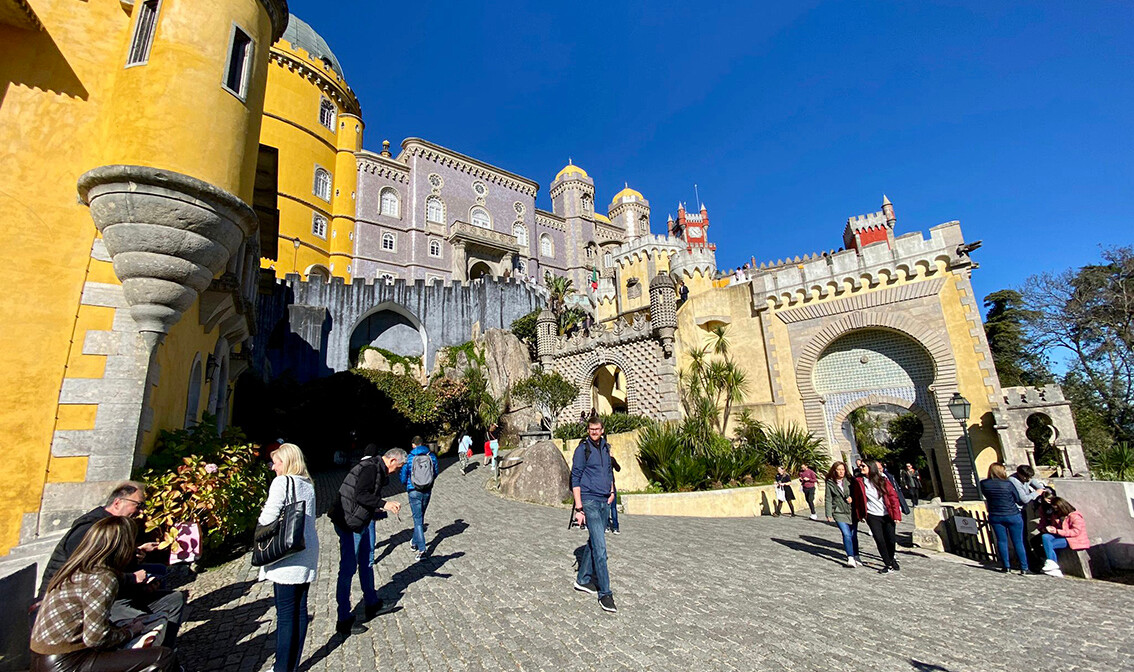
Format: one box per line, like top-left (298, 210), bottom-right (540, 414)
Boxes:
top-left (554, 412), bottom-right (652, 440)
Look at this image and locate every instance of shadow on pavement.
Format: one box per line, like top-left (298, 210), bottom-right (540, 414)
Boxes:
top-left (179, 580), bottom-right (274, 671)
top-left (373, 528), bottom-right (413, 565)
top-left (377, 551), bottom-right (466, 605)
top-left (425, 518), bottom-right (469, 556)
top-left (910, 660), bottom-right (953, 671)
top-left (770, 537), bottom-right (848, 567)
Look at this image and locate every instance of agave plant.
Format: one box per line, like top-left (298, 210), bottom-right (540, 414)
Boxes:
top-left (761, 423), bottom-right (829, 474)
top-left (1090, 442), bottom-right (1134, 481)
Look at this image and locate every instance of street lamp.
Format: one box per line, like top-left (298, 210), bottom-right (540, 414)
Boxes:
top-left (947, 392), bottom-right (982, 500)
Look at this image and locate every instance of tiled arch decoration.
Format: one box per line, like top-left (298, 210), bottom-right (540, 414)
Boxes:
top-left (571, 347), bottom-right (639, 419)
top-left (794, 311), bottom-right (972, 500)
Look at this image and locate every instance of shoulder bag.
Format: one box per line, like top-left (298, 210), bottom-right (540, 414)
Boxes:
top-left (251, 476), bottom-right (307, 567)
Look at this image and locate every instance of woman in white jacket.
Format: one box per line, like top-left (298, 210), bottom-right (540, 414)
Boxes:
top-left (258, 443), bottom-right (319, 672)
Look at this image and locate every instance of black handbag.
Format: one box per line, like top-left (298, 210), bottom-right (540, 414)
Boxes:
top-left (251, 476), bottom-right (307, 567)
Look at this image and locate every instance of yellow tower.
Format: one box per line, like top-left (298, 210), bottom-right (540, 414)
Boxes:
top-left (0, 0), bottom-right (286, 560)
top-left (260, 15), bottom-right (363, 280)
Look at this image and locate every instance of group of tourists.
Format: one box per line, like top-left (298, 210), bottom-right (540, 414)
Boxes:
top-left (980, 462), bottom-right (1089, 577)
top-left (821, 460), bottom-right (904, 573)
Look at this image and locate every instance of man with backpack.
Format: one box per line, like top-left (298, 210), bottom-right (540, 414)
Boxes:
top-left (329, 445), bottom-right (406, 635)
top-left (401, 436), bottom-right (439, 561)
top-left (571, 416), bottom-right (618, 613)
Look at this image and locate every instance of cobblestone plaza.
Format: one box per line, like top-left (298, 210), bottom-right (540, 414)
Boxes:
top-left (175, 461), bottom-right (1133, 672)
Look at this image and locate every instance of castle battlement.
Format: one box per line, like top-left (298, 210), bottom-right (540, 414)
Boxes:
top-left (845, 210), bottom-right (888, 232)
top-left (279, 272), bottom-right (544, 298)
top-left (748, 220), bottom-right (967, 311)
top-left (1002, 384), bottom-right (1067, 407)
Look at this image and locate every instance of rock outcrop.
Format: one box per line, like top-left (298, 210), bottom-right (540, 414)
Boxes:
top-left (497, 440), bottom-right (571, 506)
top-left (358, 348), bottom-right (426, 384)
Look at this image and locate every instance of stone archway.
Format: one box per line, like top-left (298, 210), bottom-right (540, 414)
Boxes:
top-left (468, 261), bottom-right (493, 280)
top-left (831, 395), bottom-right (946, 498)
top-left (346, 301), bottom-right (427, 366)
top-left (572, 348), bottom-right (638, 419)
top-left (794, 310), bottom-right (972, 500)
top-left (591, 364), bottom-right (628, 415)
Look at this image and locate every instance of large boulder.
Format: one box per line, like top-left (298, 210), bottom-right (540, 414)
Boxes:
top-left (480, 329), bottom-right (532, 399)
top-left (497, 440), bottom-right (571, 506)
top-left (358, 348), bottom-right (425, 384)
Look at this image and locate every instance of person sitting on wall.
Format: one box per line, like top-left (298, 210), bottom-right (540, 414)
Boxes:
top-left (36, 481), bottom-right (187, 648)
top-left (1038, 496), bottom-right (1090, 578)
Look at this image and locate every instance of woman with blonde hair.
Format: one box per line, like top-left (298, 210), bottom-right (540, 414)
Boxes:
top-left (30, 516), bottom-right (177, 671)
top-left (258, 443), bottom-right (319, 672)
top-left (980, 461), bottom-right (1029, 575)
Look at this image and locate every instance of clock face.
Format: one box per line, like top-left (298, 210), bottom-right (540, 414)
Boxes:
top-left (686, 226), bottom-right (703, 239)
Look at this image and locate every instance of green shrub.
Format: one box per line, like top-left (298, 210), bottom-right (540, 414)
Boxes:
top-left (510, 309), bottom-right (540, 358)
top-left (354, 345), bottom-right (422, 369)
top-left (553, 412), bottom-right (652, 440)
top-left (1090, 442), bottom-right (1134, 481)
top-left (137, 416), bottom-right (269, 564)
top-left (635, 419), bottom-right (766, 492)
top-left (757, 423), bottom-right (830, 474)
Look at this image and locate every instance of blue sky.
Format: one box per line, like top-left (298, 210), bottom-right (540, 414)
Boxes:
top-left (288, 0), bottom-right (1132, 308)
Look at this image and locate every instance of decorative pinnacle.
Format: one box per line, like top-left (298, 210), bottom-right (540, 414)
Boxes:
top-left (882, 194), bottom-right (891, 206)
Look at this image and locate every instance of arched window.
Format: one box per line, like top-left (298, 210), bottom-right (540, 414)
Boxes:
top-left (382, 232), bottom-right (396, 251)
top-left (185, 355), bottom-right (202, 427)
top-left (311, 214), bottom-right (327, 238)
top-left (426, 196), bottom-right (444, 224)
top-left (540, 234), bottom-right (553, 258)
top-left (313, 167), bottom-right (331, 201)
top-left (380, 188), bottom-right (400, 217)
top-left (319, 97), bottom-right (336, 130)
top-left (470, 206), bottom-right (491, 229)
top-left (429, 240), bottom-right (442, 257)
top-left (604, 251), bottom-right (613, 268)
top-left (306, 264), bottom-right (331, 280)
top-left (581, 193), bottom-right (593, 214)
top-left (513, 222), bottom-right (528, 247)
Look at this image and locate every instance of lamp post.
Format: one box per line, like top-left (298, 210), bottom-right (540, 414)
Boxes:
top-left (947, 392), bottom-right (982, 500)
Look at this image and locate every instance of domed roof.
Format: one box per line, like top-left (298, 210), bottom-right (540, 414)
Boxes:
top-left (555, 161), bottom-right (588, 180)
top-left (610, 186), bottom-right (644, 204)
top-left (594, 213), bottom-right (611, 224)
top-left (279, 15), bottom-right (346, 79)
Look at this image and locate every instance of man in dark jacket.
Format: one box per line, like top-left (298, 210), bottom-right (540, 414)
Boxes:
top-left (37, 481), bottom-right (186, 646)
top-left (329, 446), bottom-right (405, 635)
top-left (571, 417), bottom-right (617, 613)
top-left (899, 463), bottom-right (922, 505)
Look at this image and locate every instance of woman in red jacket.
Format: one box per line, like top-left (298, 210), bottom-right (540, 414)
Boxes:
top-left (1039, 497), bottom-right (1089, 578)
top-left (853, 460), bottom-right (904, 574)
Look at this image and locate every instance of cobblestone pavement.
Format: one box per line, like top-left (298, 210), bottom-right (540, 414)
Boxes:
top-left (177, 459), bottom-right (1134, 672)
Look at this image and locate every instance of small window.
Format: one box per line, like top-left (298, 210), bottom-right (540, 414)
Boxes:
top-left (429, 240), bottom-right (442, 257)
top-left (380, 188), bottom-right (400, 217)
top-left (604, 252), bottom-right (613, 268)
top-left (126, 0), bottom-right (161, 66)
top-left (513, 223), bottom-right (528, 247)
top-left (540, 234), bottom-right (553, 258)
top-left (382, 232), bottom-right (396, 252)
top-left (313, 167), bottom-right (331, 201)
top-left (311, 214), bottom-right (327, 238)
top-left (581, 193), bottom-right (593, 214)
top-left (223, 25), bottom-right (254, 100)
top-left (471, 207), bottom-right (491, 229)
top-left (426, 196), bottom-right (444, 223)
top-left (319, 97), bottom-right (336, 131)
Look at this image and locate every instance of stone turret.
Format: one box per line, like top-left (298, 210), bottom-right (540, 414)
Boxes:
top-left (649, 272), bottom-right (677, 357)
top-left (536, 308), bottom-right (557, 367)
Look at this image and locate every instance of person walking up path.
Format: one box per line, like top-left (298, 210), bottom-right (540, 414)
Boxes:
top-left (571, 416), bottom-right (618, 613)
top-left (980, 462), bottom-right (1030, 576)
top-left (402, 436), bottom-right (440, 561)
top-left (853, 460), bottom-right (903, 574)
top-left (329, 445), bottom-right (405, 635)
top-left (824, 461), bottom-right (860, 567)
top-left (258, 443), bottom-right (319, 672)
top-left (899, 463), bottom-right (922, 506)
top-left (798, 463), bottom-right (819, 520)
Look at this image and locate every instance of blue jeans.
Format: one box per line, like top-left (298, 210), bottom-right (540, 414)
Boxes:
top-left (333, 521), bottom-right (379, 622)
top-left (1041, 533), bottom-right (1069, 562)
top-left (989, 513), bottom-right (1030, 572)
top-left (608, 488), bottom-right (619, 532)
top-left (273, 582), bottom-right (310, 672)
top-left (577, 498), bottom-right (612, 599)
top-left (836, 521), bottom-right (860, 559)
top-left (409, 489), bottom-right (432, 553)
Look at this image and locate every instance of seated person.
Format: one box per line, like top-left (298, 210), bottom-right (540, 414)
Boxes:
top-left (38, 482), bottom-right (186, 647)
top-left (1038, 496), bottom-right (1089, 577)
top-left (31, 516), bottom-right (178, 672)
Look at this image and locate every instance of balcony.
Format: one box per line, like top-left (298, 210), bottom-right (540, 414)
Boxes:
top-left (448, 220), bottom-right (520, 254)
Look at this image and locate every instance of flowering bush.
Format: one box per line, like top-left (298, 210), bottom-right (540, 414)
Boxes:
top-left (137, 416), bottom-right (270, 563)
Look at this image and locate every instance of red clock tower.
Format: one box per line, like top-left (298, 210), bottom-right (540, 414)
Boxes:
top-left (668, 202), bottom-right (715, 250)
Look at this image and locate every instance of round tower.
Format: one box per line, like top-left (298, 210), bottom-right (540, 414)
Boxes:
top-left (649, 272), bottom-right (677, 358)
top-left (608, 185), bottom-right (651, 241)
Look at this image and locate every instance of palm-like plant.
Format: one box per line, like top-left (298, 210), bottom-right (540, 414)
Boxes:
top-left (762, 423), bottom-right (829, 474)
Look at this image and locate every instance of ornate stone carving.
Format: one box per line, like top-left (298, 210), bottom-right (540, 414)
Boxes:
top-left (78, 165), bottom-right (256, 345)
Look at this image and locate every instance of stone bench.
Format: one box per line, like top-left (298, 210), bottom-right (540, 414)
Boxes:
top-left (1056, 547), bottom-right (1093, 579)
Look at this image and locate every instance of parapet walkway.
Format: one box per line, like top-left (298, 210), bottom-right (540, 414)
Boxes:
top-left (176, 459), bottom-right (1133, 671)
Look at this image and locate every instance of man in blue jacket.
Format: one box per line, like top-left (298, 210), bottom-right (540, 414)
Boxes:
top-left (571, 416), bottom-right (617, 613)
top-left (401, 436), bottom-right (439, 561)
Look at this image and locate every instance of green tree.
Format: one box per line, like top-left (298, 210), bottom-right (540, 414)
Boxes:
top-left (847, 407), bottom-right (890, 461)
top-left (885, 413), bottom-right (926, 469)
top-left (510, 369), bottom-right (579, 432)
top-left (543, 272), bottom-right (582, 335)
top-left (509, 309), bottom-right (540, 358)
top-left (1020, 247), bottom-right (1134, 447)
top-left (982, 289), bottom-right (1051, 387)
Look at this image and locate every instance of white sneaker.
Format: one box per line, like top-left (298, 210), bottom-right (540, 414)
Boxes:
top-left (809, 514), bottom-right (818, 520)
top-left (1042, 559), bottom-right (1064, 577)
top-left (847, 557), bottom-right (857, 568)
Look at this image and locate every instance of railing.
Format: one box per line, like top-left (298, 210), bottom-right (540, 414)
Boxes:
top-left (941, 506), bottom-right (999, 564)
